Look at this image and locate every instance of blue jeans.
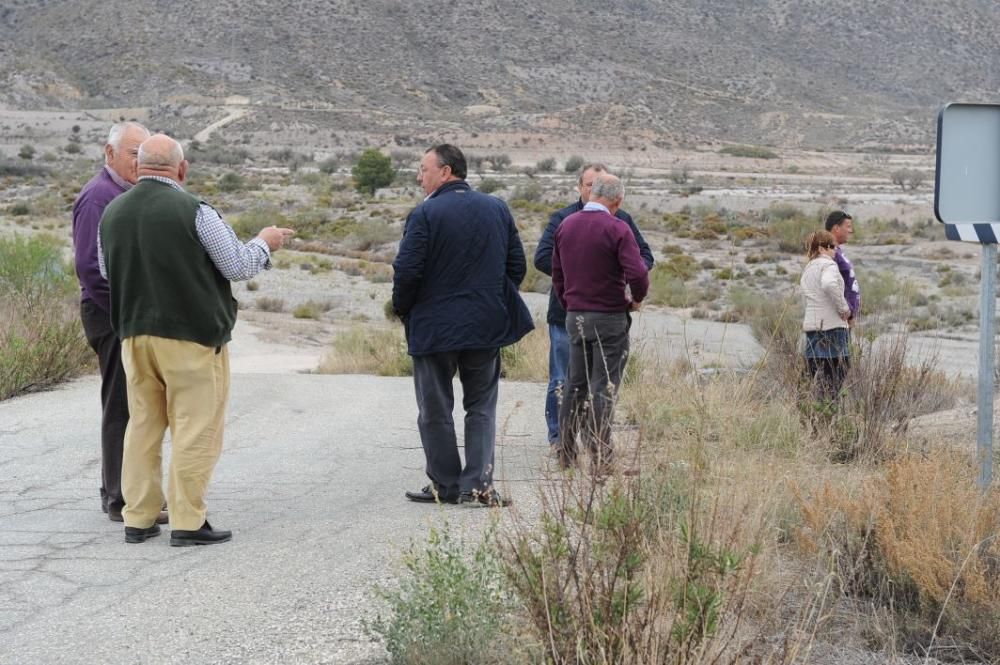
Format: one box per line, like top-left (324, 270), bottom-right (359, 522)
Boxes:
top-left (545, 323), bottom-right (570, 444)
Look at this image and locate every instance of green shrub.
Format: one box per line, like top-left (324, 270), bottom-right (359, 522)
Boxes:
top-left (368, 523), bottom-right (514, 665)
top-left (477, 178), bottom-right (505, 194)
top-left (720, 145), bottom-right (778, 159)
top-left (319, 156), bottom-right (340, 174)
top-left (352, 148), bottom-right (396, 196)
top-left (0, 235), bottom-right (91, 401)
top-left (535, 157), bottom-right (556, 172)
top-left (10, 202), bottom-right (31, 216)
top-left (255, 297), bottom-right (285, 312)
top-left (662, 254), bottom-right (700, 280)
top-left (564, 155), bottom-right (585, 173)
top-left (292, 300), bottom-right (330, 319)
top-left (217, 172), bottom-right (246, 192)
top-left (861, 270), bottom-right (920, 317)
top-left (187, 142), bottom-right (250, 166)
top-left (0, 160), bottom-right (49, 177)
top-left (231, 206), bottom-right (289, 240)
top-left (503, 470), bottom-right (753, 663)
top-left (646, 269), bottom-right (718, 308)
top-left (486, 154), bottom-right (511, 171)
top-left (18, 144), bottom-right (35, 160)
top-left (510, 181), bottom-right (543, 203)
top-left (771, 216), bottom-right (816, 254)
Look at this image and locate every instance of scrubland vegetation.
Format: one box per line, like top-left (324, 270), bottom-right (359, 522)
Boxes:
top-left (1, 145), bottom-right (993, 663)
top-left (368, 304), bottom-right (993, 664)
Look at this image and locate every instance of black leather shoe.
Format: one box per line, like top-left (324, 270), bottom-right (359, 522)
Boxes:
top-left (125, 524), bottom-right (161, 544)
top-left (459, 489), bottom-right (512, 508)
top-left (405, 485), bottom-right (458, 504)
top-left (170, 521), bottom-right (232, 547)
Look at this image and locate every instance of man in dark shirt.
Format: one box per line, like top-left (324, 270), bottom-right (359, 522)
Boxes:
top-left (552, 174), bottom-right (649, 473)
top-left (825, 211), bottom-right (861, 322)
top-left (393, 144), bottom-right (533, 508)
top-left (71, 121), bottom-right (154, 523)
top-left (534, 163), bottom-right (653, 453)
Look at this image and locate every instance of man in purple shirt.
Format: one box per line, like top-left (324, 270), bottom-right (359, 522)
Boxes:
top-left (552, 174), bottom-right (649, 473)
top-left (825, 211), bottom-right (861, 322)
top-left (71, 121), bottom-right (157, 523)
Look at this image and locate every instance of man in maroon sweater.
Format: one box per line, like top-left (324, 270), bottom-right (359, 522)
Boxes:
top-left (551, 173), bottom-right (649, 472)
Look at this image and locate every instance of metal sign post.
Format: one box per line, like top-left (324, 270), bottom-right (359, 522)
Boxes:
top-left (977, 244), bottom-right (996, 489)
top-left (935, 102), bottom-right (1000, 490)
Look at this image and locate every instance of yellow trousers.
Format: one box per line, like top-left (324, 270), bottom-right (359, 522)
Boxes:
top-left (120, 335), bottom-right (230, 531)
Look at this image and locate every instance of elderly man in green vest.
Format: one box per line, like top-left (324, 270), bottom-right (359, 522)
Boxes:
top-left (99, 134), bottom-right (294, 546)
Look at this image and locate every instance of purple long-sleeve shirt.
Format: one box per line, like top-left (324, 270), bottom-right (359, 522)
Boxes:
top-left (72, 167), bottom-right (130, 313)
top-left (834, 246), bottom-right (861, 317)
top-left (552, 206), bottom-right (649, 313)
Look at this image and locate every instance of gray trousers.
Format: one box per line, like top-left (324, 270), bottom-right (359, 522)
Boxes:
top-left (559, 311), bottom-right (630, 465)
top-left (412, 348), bottom-right (500, 495)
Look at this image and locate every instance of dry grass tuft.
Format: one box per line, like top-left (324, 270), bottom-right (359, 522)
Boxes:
top-left (318, 326), bottom-right (412, 376)
top-left (794, 450), bottom-right (1000, 660)
top-left (500, 323), bottom-right (549, 382)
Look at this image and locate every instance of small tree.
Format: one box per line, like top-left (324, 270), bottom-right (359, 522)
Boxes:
top-left (18, 144), bottom-right (35, 161)
top-left (352, 148), bottom-right (395, 196)
top-left (319, 156), bottom-right (339, 174)
top-left (891, 168), bottom-right (925, 191)
top-left (564, 155), bottom-right (585, 173)
top-left (218, 172), bottom-right (246, 192)
top-left (535, 157), bottom-right (556, 172)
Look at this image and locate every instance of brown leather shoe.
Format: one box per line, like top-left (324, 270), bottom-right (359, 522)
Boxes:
top-left (155, 511), bottom-right (169, 525)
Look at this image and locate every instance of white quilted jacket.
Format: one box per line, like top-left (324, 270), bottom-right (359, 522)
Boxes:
top-left (800, 256), bottom-right (850, 332)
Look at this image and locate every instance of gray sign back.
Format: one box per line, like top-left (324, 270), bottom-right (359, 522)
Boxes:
top-left (935, 103), bottom-right (1000, 224)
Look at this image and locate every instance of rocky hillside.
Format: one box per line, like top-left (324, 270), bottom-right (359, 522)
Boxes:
top-left (1, 0), bottom-right (997, 148)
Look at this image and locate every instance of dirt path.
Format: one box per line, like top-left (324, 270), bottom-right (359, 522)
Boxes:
top-left (193, 108), bottom-right (249, 144)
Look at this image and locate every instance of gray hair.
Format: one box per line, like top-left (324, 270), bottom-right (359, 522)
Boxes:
top-left (590, 173), bottom-right (624, 201)
top-left (138, 138), bottom-right (184, 169)
top-left (576, 162), bottom-right (608, 184)
top-left (106, 121), bottom-right (149, 154)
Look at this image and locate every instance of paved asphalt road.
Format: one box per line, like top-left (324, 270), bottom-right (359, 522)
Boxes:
top-left (0, 373), bottom-right (548, 664)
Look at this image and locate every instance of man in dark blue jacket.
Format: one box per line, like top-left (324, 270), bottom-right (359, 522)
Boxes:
top-left (393, 144), bottom-right (533, 508)
top-left (534, 163), bottom-right (654, 451)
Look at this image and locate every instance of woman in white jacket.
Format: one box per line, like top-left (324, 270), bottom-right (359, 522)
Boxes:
top-left (800, 230), bottom-right (851, 400)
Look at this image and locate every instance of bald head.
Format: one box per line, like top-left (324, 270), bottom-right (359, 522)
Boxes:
top-left (137, 134), bottom-right (188, 183)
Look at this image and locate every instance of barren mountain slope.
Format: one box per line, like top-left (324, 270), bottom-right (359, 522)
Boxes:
top-left (0, 0), bottom-right (997, 147)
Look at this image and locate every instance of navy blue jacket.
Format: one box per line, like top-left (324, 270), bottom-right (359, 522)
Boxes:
top-left (393, 180), bottom-right (534, 356)
top-left (534, 199), bottom-right (655, 326)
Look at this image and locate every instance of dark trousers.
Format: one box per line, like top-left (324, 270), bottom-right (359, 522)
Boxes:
top-left (559, 311), bottom-right (630, 465)
top-left (80, 301), bottom-right (129, 511)
top-left (412, 348), bottom-right (500, 496)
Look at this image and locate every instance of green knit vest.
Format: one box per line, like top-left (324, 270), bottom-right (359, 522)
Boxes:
top-left (100, 179), bottom-right (236, 348)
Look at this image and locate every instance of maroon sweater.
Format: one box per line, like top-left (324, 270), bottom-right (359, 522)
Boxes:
top-left (551, 208), bottom-right (649, 314)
